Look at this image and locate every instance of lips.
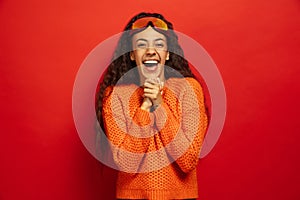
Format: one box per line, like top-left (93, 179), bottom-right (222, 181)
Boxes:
top-left (143, 60), bottom-right (159, 72)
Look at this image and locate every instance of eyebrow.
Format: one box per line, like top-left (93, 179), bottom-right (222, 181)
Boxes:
top-left (135, 38), bottom-right (166, 43)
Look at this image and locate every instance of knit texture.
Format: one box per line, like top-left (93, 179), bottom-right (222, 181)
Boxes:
top-left (102, 77), bottom-right (208, 200)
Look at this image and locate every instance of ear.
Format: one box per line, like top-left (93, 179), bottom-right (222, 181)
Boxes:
top-left (130, 52), bottom-right (135, 61)
top-left (166, 52), bottom-right (170, 60)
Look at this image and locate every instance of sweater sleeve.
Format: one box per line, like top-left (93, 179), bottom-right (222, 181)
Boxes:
top-left (153, 78), bottom-right (208, 173)
top-left (102, 86), bottom-right (156, 172)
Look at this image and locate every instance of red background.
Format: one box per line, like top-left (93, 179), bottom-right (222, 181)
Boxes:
top-left (1, 0), bottom-right (300, 199)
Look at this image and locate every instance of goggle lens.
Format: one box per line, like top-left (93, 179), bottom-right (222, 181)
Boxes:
top-left (131, 17), bottom-right (168, 31)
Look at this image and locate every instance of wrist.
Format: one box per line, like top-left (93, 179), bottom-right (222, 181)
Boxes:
top-left (141, 99), bottom-right (152, 111)
top-left (150, 104), bottom-right (160, 112)
top-left (151, 97), bottom-right (162, 107)
top-left (150, 99), bottom-right (163, 112)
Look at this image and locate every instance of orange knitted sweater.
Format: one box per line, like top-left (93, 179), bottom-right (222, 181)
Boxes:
top-left (102, 77), bottom-right (208, 200)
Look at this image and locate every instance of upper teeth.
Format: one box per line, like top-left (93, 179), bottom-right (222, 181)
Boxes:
top-left (144, 60), bottom-right (158, 64)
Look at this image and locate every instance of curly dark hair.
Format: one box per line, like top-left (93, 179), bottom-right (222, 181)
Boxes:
top-left (96, 12), bottom-right (195, 129)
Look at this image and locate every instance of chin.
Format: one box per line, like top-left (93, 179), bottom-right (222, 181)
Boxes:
top-left (140, 65), bottom-right (164, 80)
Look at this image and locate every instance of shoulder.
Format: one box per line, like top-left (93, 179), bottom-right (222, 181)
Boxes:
top-left (103, 84), bottom-right (140, 106)
top-left (104, 84), bottom-right (139, 96)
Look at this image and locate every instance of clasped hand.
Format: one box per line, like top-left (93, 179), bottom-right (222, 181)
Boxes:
top-left (141, 78), bottom-right (163, 111)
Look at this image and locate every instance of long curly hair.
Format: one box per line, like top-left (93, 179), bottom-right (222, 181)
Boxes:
top-left (96, 12), bottom-right (195, 129)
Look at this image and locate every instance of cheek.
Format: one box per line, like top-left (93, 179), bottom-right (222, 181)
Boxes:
top-left (135, 57), bottom-right (142, 65)
top-left (160, 52), bottom-right (169, 61)
top-left (135, 52), bottom-right (145, 64)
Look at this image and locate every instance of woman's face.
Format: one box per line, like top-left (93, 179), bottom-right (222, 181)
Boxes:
top-left (130, 26), bottom-right (169, 83)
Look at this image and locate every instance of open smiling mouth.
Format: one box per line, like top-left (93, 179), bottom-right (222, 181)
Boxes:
top-left (143, 60), bottom-right (159, 72)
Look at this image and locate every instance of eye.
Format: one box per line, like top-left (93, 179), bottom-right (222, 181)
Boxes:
top-left (136, 42), bottom-right (147, 49)
top-left (154, 42), bottom-right (165, 49)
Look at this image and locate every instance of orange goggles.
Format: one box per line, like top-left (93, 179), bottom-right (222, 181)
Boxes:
top-left (131, 17), bottom-right (168, 31)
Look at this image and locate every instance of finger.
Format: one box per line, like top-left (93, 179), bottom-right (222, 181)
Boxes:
top-left (144, 93), bottom-right (157, 99)
top-left (144, 90), bottom-right (161, 98)
top-left (144, 79), bottom-right (160, 87)
top-left (145, 78), bottom-right (157, 84)
top-left (144, 82), bottom-right (160, 89)
top-left (144, 88), bottom-right (160, 95)
top-left (145, 78), bottom-right (163, 90)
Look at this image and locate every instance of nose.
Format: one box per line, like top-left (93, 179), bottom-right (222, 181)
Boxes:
top-left (145, 46), bottom-right (157, 56)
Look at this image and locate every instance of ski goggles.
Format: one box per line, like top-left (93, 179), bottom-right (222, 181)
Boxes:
top-left (131, 17), bottom-right (168, 31)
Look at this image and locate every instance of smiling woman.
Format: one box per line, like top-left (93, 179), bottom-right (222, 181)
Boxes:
top-left (95, 12), bottom-right (208, 200)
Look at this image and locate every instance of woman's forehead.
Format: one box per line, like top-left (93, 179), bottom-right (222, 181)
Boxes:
top-left (132, 26), bottom-right (167, 42)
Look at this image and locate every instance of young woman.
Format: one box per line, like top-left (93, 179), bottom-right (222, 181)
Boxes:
top-left (96, 12), bottom-right (208, 200)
